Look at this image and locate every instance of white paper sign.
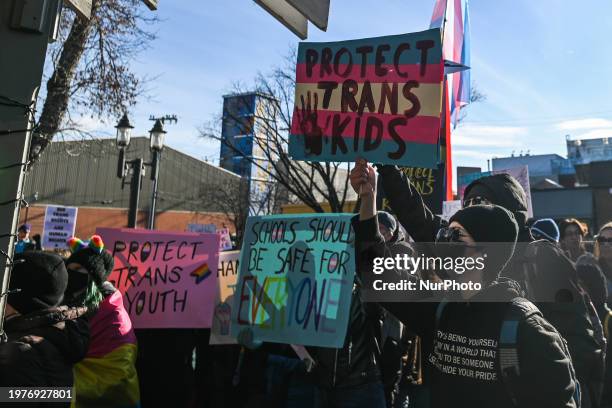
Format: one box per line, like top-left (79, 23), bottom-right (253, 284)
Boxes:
top-left (42, 205), bottom-right (78, 249)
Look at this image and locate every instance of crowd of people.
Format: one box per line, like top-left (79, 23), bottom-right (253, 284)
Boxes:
top-left (1, 161), bottom-right (612, 408)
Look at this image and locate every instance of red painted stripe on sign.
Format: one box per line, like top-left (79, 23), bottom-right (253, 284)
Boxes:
top-left (290, 109), bottom-right (440, 144)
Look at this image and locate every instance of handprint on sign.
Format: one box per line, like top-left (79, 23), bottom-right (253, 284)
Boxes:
top-left (295, 91), bottom-right (331, 156)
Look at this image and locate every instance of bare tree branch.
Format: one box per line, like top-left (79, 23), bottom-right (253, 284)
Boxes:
top-left (31, 0), bottom-right (158, 162)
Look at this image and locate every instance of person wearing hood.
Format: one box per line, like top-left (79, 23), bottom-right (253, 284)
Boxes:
top-left (0, 251), bottom-right (89, 392)
top-left (351, 160), bottom-right (579, 408)
top-left (63, 235), bottom-right (140, 408)
top-left (372, 162), bottom-right (602, 408)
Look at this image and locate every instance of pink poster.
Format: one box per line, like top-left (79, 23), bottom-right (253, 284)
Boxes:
top-left (97, 228), bottom-right (220, 328)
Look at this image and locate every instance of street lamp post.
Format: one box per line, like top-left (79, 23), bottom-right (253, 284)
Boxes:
top-left (115, 114), bottom-right (172, 229)
top-left (147, 119), bottom-right (166, 230)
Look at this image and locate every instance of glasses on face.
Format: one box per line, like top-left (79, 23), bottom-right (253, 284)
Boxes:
top-left (462, 196), bottom-right (492, 208)
top-left (435, 227), bottom-right (464, 243)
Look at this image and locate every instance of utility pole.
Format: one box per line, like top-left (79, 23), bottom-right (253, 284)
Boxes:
top-left (127, 158), bottom-right (144, 228)
top-left (0, 0), bottom-right (64, 334)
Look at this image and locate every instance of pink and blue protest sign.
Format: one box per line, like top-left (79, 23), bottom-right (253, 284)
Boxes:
top-left (97, 228), bottom-right (220, 328)
top-left (289, 28), bottom-right (444, 168)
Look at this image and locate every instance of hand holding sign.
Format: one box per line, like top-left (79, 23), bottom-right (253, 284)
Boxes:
top-left (350, 159), bottom-right (376, 197)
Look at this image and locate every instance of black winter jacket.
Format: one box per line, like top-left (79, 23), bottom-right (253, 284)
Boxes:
top-left (304, 214), bottom-right (415, 389)
top-left (354, 214), bottom-right (578, 407)
top-left (378, 164), bottom-right (603, 399)
top-left (0, 306), bottom-right (89, 406)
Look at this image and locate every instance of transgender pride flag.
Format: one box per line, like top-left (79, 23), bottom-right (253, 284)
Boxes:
top-left (430, 0), bottom-right (471, 128)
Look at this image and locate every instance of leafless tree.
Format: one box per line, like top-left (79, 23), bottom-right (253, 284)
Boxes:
top-left (199, 51), bottom-right (354, 214)
top-left (456, 81), bottom-right (487, 125)
top-left (30, 0), bottom-right (158, 162)
top-left (207, 177), bottom-right (287, 247)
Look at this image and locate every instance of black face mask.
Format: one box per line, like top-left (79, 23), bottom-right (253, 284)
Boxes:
top-left (434, 227), bottom-right (486, 279)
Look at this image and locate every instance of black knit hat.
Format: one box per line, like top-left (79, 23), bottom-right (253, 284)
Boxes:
top-left (450, 204), bottom-right (519, 244)
top-left (463, 173), bottom-right (528, 227)
top-left (65, 235), bottom-right (114, 287)
top-left (450, 204), bottom-right (519, 282)
top-left (531, 218), bottom-right (560, 243)
top-left (8, 251), bottom-right (68, 314)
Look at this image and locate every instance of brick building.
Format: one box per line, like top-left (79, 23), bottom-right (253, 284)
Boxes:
top-left (20, 138), bottom-right (241, 239)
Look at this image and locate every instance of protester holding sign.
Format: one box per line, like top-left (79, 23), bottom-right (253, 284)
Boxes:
top-left (350, 160), bottom-right (579, 408)
top-left (63, 235), bottom-right (140, 408)
top-left (232, 213), bottom-right (390, 407)
top-left (371, 161), bottom-right (605, 408)
top-left (97, 228), bottom-right (221, 408)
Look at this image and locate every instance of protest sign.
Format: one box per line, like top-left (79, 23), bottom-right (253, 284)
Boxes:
top-left (219, 227), bottom-right (233, 251)
top-left (457, 165), bottom-right (533, 217)
top-left (442, 200), bottom-right (462, 221)
top-left (97, 228), bottom-right (220, 328)
top-left (210, 251), bottom-right (240, 345)
top-left (231, 213), bottom-right (355, 348)
top-left (187, 223), bottom-right (217, 234)
top-left (289, 29), bottom-right (444, 167)
top-left (378, 164), bottom-right (445, 214)
top-left (42, 205), bottom-right (78, 249)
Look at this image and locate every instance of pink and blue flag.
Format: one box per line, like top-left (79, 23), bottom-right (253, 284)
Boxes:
top-left (430, 0), bottom-right (471, 128)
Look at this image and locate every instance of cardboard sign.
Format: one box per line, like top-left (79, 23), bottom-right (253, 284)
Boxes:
top-left (378, 164), bottom-right (445, 215)
top-left (231, 214), bottom-right (355, 348)
top-left (289, 29), bottom-right (444, 167)
top-left (42, 205), bottom-right (78, 249)
top-left (457, 165), bottom-right (533, 218)
top-left (210, 251), bottom-right (240, 345)
top-left (97, 228), bottom-right (220, 328)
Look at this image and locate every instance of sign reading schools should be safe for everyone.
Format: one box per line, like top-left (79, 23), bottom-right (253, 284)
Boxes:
top-left (97, 228), bottom-right (220, 328)
top-left (289, 29), bottom-right (444, 168)
top-left (231, 214), bottom-right (356, 348)
top-left (42, 205), bottom-right (78, 249)
top-left (210, 250), bottom-right (240, 345)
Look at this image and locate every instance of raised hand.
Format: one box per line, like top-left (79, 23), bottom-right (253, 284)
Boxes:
top-left (350, 158), bottom-right (377, 197)
top-left (295, 91), bottom-right (330, 156)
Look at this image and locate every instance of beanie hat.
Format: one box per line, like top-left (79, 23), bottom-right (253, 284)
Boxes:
top-left (18, 223), bottom-right (31, 233)
top-left (449, 204), bottom-right (519, 282)
top-left (66, 235), bottom-right (114, 287)
top-left (8, 251), bottom-right (68, 314)
top-left (463, 174), bottom-right (528, 228)
top-left (531, 218), bottom-right (560, 243)
top-left (377, 211), bottom-right (397, 235)
top-left (450, 204), bottom-right (519, 244)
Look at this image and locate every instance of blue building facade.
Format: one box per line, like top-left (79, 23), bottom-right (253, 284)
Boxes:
top-left (219, 92), bottom-right (278, 214)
